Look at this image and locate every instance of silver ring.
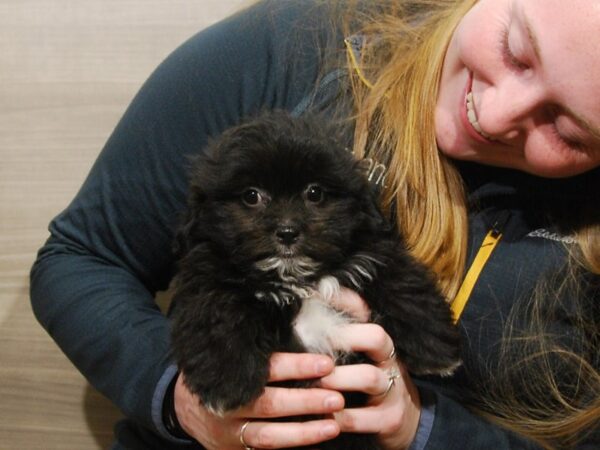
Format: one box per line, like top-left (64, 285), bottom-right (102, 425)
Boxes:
top-left (239, 420), bottom-right (254, 450)
top-left (374, 368), bottom-right (400, 398)
top-left (387, 346), bottom-right (396, 361)
top-left (376, 346), bottom-right (396, 364)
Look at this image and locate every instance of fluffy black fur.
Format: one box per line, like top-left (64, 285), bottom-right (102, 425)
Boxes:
top-left (170, 112), bottom-right (460, 449)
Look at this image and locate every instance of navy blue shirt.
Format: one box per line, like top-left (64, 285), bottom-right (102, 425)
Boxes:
top-left (30, 1), bottom-right (599, 448)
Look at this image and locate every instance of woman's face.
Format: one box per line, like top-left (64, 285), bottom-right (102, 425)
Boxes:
top-left (435, 0), bottom-right (600, 178)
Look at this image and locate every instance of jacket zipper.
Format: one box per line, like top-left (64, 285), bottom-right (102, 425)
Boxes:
top-left (451, 212), bottom-right (510, 323)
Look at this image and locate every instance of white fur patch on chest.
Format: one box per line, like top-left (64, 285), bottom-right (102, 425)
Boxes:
top-left (292, 276), bottom-right (355, 358)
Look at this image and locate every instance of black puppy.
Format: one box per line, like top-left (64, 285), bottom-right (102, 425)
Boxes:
top-left (170, 112), bottom-right (460, 449)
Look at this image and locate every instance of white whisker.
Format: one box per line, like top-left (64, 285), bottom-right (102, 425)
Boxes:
top-left (338, 253), bottom-right (386, 290)
top-left (343, 272), bottom-right (362, 290)
top-left (351, 264), bottom-right (375, 281)
top-left (255, 256), bottom-right (320, 282)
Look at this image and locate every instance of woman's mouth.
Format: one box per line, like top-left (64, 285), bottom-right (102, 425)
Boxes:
top-left (466, 92), bottom-right (494, 140)
top-left (461, 73), bottom-right (496, 143)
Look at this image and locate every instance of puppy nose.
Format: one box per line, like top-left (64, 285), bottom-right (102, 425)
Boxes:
top-left (276, 226), bottom-right (300, 245)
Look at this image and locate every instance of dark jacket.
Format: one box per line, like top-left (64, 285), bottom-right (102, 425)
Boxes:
top-left (30, 0), bottom-right (599, 448)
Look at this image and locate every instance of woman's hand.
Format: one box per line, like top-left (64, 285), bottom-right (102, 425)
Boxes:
top-left (324, 288), bottom-right (422, 449)
top-left (173, 352), bottom-right (344, 449)
top-left (173, 287), bottom-right (421, 449)
top-left (319, 323), bottom-right (422, 450)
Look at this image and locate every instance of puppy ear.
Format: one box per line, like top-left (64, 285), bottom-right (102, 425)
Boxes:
top-left (173, 187), bottom-right (206, 258)
top-left (354, 159), bottom-right (391, 232)
top-left (174, 146), bottom-right (216, 257)
top-left (361, 190), bottom-right (391, 232)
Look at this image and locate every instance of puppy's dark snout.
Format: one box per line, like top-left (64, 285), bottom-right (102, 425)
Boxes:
top-left (275, 225), bottom-right (300, 245)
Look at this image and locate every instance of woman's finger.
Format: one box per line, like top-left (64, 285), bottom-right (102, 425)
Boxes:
top-left (235, 386), bottom-right (344, 419)
top-left (335, 403), bottom-right (402, 435)
top-left (318, 364), bottom-right (391, 396)
top-left (333, 362), bottom-right (422, 449)
top-left (334, 372), bottom-right (405, 434)
top-left (237, 419), bottom-right (340, 449)
top-left (267, 352), bottom-right (334, 382)
top-left (327, 287), bottom-right (371, 322)
top-left (335, 323), bottom-right (395, 364)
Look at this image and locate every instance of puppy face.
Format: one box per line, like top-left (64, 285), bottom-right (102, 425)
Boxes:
top-left (180, 114), bottom-right (384, 283)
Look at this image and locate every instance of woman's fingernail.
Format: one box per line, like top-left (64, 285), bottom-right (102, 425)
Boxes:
top-left (321, 423), bottom-right (338, 438)
top-left (316, 358), bottom-right (331, 374)
top-left (324, 395), bottom-right (343, 409)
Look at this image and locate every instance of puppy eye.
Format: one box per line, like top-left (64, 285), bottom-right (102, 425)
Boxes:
top-left (304, 184), bottom-right (324, 204)
top-left (242, 188), bottom-right (263, 207)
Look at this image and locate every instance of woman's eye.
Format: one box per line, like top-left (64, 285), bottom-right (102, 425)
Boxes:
top-left (242, 189), bottom-right (263, 207)
top-left (547, 107), bottom-right (589, 153)
top-left (304, 184), bottom-right (324, 204)
top-left (550, 125), bottom-right (587, 153)
top-left (500, 27), bottom-right (529, 71)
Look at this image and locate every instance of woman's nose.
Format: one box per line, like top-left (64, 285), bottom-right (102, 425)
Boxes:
top-left (476, 77), bottom-right (546, 144)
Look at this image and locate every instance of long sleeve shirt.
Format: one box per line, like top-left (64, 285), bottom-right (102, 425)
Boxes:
top-left (30, 1), bottom-right (599, 448)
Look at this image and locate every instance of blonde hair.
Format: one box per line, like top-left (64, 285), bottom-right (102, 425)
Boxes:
top-left (477, 242), bottom-right (600, 448)
top-left (348, 0), bottom-right (477, 299)
top-left (341, 0), bottom-right (600, 447)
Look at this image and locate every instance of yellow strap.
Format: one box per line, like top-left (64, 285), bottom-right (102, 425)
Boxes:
top-left (344, 38), bottom-right (375, 90)
top-left (451, 230), bottom-right (502, 323)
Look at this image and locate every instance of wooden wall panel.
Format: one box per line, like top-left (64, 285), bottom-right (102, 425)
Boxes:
top-left (0, 1), bottom-right (246, 447)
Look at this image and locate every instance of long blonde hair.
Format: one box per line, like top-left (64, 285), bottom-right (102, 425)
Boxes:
top-left (341, 0), bottom-right (600, 447)
top-left (348, 0), bottom-right (476, 299)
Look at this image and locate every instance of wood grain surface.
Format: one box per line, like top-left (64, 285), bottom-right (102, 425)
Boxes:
top-left (0, 1), bottom-right (246, 448)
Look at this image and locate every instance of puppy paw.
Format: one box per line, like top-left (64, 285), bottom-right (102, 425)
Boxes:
top-left (184, 351), bottom-right (271, 415)
top-left (378, 296), bottom-right (462, 376)
top-left (397, 319), bottom-right (462, 376)
top-left (406, 354), bottom-right (462, 377)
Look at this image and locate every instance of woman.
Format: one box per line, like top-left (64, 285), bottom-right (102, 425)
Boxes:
top-left (30, 0), bottom-right (599, 448)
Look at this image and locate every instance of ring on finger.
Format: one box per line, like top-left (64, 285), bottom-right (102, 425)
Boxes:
top-left (239, 420), bottom-right (254, 450)
top-left (374, 368), bottom-right (400, 398)
top-left (375, 345), bottom-right (396, 364)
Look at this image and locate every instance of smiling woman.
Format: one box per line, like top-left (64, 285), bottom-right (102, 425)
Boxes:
top-left (352, 0), bottom-right (600, 447)
top-left (435, 0), bottom-right (600, 178)
top-left (29, 0), bottom-right (599, 448)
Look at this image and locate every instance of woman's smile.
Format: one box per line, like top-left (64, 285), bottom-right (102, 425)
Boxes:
top-left (436, 0), bottom-right (600, 178)
top-left (460, 71), bottom-right (496, 144)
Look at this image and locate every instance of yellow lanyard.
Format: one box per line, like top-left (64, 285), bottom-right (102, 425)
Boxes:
top-left (451, 229), bottom-right (503, 323)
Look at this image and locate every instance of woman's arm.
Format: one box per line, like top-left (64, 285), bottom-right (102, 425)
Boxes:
top-left (324, 292), bottom-right (548, 450)
top-left (30, 0), bottom-right (338, 439)
top-left (412, 382), bottom-right (545, 450)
